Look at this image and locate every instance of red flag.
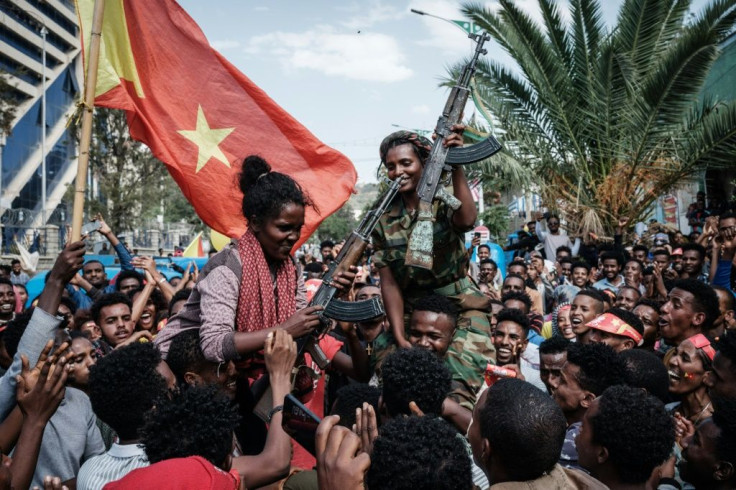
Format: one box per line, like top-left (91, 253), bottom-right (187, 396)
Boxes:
top-left (75, 0), bottom-right (356, 247)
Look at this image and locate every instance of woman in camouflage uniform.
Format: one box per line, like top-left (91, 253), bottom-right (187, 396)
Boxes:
top-left (370, 130), bottom-right (496, 409)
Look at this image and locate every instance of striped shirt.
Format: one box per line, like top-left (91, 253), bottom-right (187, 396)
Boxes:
top-left (77, 443), bottom-right (149, 490)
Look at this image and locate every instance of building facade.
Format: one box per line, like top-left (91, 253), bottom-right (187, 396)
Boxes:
top-left (1, 0), bottom-right (81, 238)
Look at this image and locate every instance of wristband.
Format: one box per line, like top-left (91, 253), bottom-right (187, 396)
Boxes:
top-left (267, 405), bottom-right (284, 423)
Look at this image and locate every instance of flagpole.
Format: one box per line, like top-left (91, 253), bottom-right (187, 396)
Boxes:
top-left (71, 0), bottom-right (105, 241)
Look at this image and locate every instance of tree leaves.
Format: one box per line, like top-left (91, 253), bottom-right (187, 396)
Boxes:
top-left (462, 0), bottom-right (736, 235)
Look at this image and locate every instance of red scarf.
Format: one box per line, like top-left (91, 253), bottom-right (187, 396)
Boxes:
top-left (235, 229), bottom-right (297, 332)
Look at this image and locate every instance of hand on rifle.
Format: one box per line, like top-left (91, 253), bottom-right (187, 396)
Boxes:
top-left (279, 306), bottom-right (324, 339)
top-left (332, 265), bottom-right (358, 298)
top-left (434, 123), bottom-right (466, 148)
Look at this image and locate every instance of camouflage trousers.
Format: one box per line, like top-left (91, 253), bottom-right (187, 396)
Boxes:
top-left (370, 281), bottom-right (496, 410)
top-left (445, 306), bottom-right (496, 410)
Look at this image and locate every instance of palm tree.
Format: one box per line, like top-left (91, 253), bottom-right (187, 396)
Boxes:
top-left (460, 0), bottom-right (736, 236)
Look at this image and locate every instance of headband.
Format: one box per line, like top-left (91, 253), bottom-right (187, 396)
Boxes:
top-left (687, 333), bottom-right (716, 361)
top-left (586, 312), bottom-right (643, 346)
top-left (379, 131), bottom-right (432, 163)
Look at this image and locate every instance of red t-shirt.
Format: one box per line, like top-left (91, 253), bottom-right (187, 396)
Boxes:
top-left (104, 456), bottom-right (240, 490)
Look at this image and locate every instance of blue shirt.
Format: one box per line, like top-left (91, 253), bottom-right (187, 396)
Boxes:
top-left (592, 275), bottom-right (625, 294)
top-left (559, 421), bottom-right (583, 471)
top-left (66, 242), bottom-right (134, 309)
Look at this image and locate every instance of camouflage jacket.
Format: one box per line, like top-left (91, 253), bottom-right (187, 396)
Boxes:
top-left (371, 196), bottom-right (469, 293)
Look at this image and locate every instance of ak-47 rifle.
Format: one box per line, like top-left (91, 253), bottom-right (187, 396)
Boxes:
top-left (251, 178), bottom-right (401, 417)
top-left (298, 177), bottom-right (403, 369)
top-left (405, 32), bottom-right (501, 270)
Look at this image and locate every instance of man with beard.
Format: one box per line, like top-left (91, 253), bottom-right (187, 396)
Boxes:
top-left (593, 252), bottom-right (625, 293)
top-left (477, 259), bottom-right (500, 299)
top-left (491, 308), bottom-right (544, 391)
top-left (535, 214), bottom-right (580, 264)
top-left (614, 285), bottom-right (642, 311)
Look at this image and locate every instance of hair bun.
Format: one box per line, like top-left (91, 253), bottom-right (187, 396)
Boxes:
top-left (239, 155), bottom-right (271, 194)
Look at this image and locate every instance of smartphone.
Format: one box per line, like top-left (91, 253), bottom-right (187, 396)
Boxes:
top-left (474, 232), bottom-right (481, 239)
top-left (282, 393), bottom-right (321, 456)
top-left (81, 221), bottom-right (102, 236)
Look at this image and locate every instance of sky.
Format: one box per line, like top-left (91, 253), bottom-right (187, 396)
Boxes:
top-left (176, 0), bottom-right (709, 184)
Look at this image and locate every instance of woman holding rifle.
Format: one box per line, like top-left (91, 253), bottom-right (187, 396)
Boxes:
top-left (155, 155), bottom-right (364, 383)
top-left (370, 129), bottom-right (495, 411)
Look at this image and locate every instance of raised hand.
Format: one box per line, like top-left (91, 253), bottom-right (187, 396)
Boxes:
top-left (93, 213), bottom-right (112, 236)
top-left (673, 412), bottom-right (695, 448)
top-left (316, 415), bottom-right (370, 490)
top-left (353, 402), bottom-right (379, 455)
top-left (264, 329), bottom-right (297, 381)
top-left (16, 343), bottom-right (69, 423)
top-left (114, 331), bottom-right (153, 348)
top-left (191, 261), bottom-right (200, 284)
top-left (17, 341), bottom-right (68, 395)
top-left (47, 241), bottom-right (86, 285)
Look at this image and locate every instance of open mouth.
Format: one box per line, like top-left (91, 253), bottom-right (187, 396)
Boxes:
top-left (115, 330), bottom-right (130, 340)
top-left (668, 370), bottom-right (682, 382)
top-left (0, 304), bottom-right (12, 312)
top-left (140, 313), bottom-right (152, 322)
top-left (497, 347), bottom-right (511, 357)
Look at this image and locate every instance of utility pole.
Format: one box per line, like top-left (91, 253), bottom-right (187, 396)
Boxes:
top-left (41, 25), bottom-right (48, 226)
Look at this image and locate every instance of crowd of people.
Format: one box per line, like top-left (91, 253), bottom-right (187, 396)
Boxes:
top-left (0, 128), bottom-right (735, 489)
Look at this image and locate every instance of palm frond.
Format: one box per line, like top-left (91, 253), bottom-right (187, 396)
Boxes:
top-left (538, 0), bottom-right (572, 66)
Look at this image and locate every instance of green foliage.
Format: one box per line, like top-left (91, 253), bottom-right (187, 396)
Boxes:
top-left (0, 71), bottom-right (19, 137)
top-left (479, 204), bottom-right (511, 241)
top-left (316, 202), bottom-right (358, 242)
top-left (460, 0), bottom-right (736, 236)
top-left (66, 107), bottom-right (199, 232)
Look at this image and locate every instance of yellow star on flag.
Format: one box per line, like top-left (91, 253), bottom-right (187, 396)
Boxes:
top-left (178, 105), bottom-right (235, 173)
